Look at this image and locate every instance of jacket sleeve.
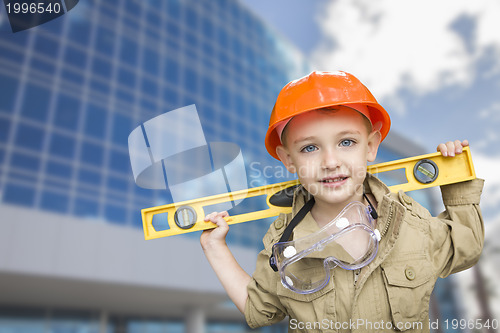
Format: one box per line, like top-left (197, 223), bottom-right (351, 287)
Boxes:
top-left (429, 178), bottom-right (485, 278)
top-left (244, 215), bottom-right (288, 328)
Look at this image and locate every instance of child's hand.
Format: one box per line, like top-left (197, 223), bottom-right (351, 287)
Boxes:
top-left (437, 140), bottom-right (469, 157)
top-left (200, 211), bottom-right (230, 250)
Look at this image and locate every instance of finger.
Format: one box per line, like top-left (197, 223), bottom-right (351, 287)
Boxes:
top-left (446, 141), bottom-right (455, 157)
top-left (437, 143), bottom-right (448, 156)
top-left (454, 140), bottom-right (463, 154)
top-left (204, 212), bottom-right (217, 222)
top-left (462, 139), bottom-right (469, 147)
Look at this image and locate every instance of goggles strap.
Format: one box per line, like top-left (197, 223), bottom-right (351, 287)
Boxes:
top-left (269, 197), bottom-right (315, 271)
top-left (363, 193), bottom-right (378, 220)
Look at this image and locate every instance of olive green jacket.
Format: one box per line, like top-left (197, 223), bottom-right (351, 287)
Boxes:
top-left (245, 173), bottom-right (484, 332)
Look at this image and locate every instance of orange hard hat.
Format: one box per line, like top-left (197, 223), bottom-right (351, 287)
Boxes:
top-left (265, 71), bottom-right (391, 160)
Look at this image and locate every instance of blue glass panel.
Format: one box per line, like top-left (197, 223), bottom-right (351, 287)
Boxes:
top-left (120, 38), bottom-right (138, 66)
top-left (46, 160), bottom-right (72, 179)
top-left (84, 105), bottom-right (107, 139)
top-left (14, 123), bottom-right (44, 151)
top-left (166, 0), bottom-right (180, 19)
top-left (118, 68), bottom-right (136, 88)
top-left (202, 76), bottom-right (215, 102)
top-left (74, 196), bottom-right (99, 218)
top-left (95, 27), bottom-right (115, 56)
top-left (184, 66), bottom-right (198, 93)
top-left (111, 113), bottom-right (132, 146)
top-left (143, 48), bottom-right (159, 76)
top-left (64, 45), bottom-right (87, 69)
top-left (21, 84), bottom-right (50, 122)
top-left (34, 35), bottom-right (59, 58)
top-left (11, 152), bottom-right (40, 172)
top-left (92, 57), bottom-right (112, 78)
top-left (81, 141), bottom-right (104, 167)
top-left (0, 74), bottom-right (19, 112)
top-left (107, 175), bottom-right (128, 192)
top-left (141, 77), bottom-right (158, 99)
top-left (31, 56), bottom-right (57, 76)
top-left (61, 68), bottom-right (84, 86)
top-left (40, 190), bottom-right (68, 213)
top-left (49, 133), bottom-right (75, 159)
top-left (54, 94), bottom-right (80, 131)
top-left (105, 203), bottom-right (126, 224)
top-left (3, 182), bottom-right (35, 206)
top-left (162, 85), bottom-right (178, 105)
top-left (164, 57), bottom-right (179, 83)
top-left (77, 168), bottom-right (101, 186)
top-left (0, 117), bottom-right (11, 142)
top-left (109, 149), bottom-right (130, 174)
top-left (116, 88), bottom-right (134, 105)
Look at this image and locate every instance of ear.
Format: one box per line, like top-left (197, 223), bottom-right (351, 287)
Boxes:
top-left (366, 130), bottom-right (382, 162)
top-left (276, 145), bottom-right (297, 174)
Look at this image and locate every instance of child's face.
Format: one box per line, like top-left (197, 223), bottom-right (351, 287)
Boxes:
top-left (276, 106), bottom-right (381, 207)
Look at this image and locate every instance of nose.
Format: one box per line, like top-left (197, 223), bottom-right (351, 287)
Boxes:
top-left (321, 149), bottom-right (340, 170)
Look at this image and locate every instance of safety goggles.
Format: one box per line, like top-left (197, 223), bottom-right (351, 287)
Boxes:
top-left (269, 199), bottom-right (380, 294)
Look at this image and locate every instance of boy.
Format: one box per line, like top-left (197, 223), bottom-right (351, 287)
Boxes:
top-left (201, 71), bottom-right (484, 332)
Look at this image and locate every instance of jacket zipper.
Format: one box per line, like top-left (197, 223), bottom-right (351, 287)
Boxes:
top-left (380, 201), bottom-right (393, 238)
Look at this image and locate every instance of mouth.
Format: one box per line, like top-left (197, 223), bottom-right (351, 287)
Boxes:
top-left (319, 175), bottom-right (349, 184)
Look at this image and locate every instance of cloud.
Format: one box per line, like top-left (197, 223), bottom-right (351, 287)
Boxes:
top-left (312, 0), bottom-right (500, 109)
top-left (472, 153), bottom-right (500, 224)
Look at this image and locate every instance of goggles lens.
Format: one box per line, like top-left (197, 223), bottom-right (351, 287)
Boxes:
top-left (272, 202), bottom-right (379, 294)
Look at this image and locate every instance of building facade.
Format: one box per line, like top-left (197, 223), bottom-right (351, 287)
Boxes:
top-left (0, 0), bottom-right (463, 332)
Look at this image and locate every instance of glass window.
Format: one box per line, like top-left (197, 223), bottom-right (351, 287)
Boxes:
top-left (46, 160), bottom-right (72, 179)
top-left (116, 88), bottom-right (134, 105)
top-left (90, 77), bottom-right (111, 96)
top-left (64, 45), bottom-right (87, 69)
top-left (201, 75), bottom-right (215, 102)
top-left (183, 67), bottom-right (198, 93)
top-left (11, 152), bottom-right (40, 172)
top-left (74, 196), bottom-right (99, 218)
top-left (14, 123), bottom-right (44, 151)
top-left (54, 94), bottom-right (80, 131)
top-left (34, 35), bottom-right (59, 59)
top-left (0, 74), bottom-right (19, 113)
top-left (81, 141), bottom-right (104, 167)
top-left (118, 68), bottom-right (136, 89)
top-left (162, 85), bottom-right (178, 106)
top-left (111, 113), bottom-right (132, 146)
top-left (166, 0), bottom-right (180, 19)
top-left (40, 189), bottom-right (68, 213)
top-left (141, 77), bottom-right (158, 99)
top-left (31, 56), bottom-right (57, 77)
top-left (0, 117), bottom-right (11, 143)
top-left (119, 38), bottom-right (138, 67)
top-left (95, 27), bottom-right (115, 56)
top-left (61, 68), bottom-right (84, 87)
top-left (163, 57), bottom-right (179, 83)
top-left (124, 0), bottom-right (140, 15)
top-left (105, 203), bottom-right (126, 224)
top-left (3, 182), bottom-right (35, 206)
top-left (109, 149), bottom-right (130, 174)
top-left (200, 16), bottom-right (213, 39)
top-left (84, 105), bottom-right (107, 139)
top-left (219, 84), bottom-right (232, 110)
top-left (49, 132), bottom-right (75, 159)
top-left (143, 48), bottom-right (159, 76)
top-left (92, 57), bottom-right (112, 78)
top-left (77, 168), bottom-right (101, 186)
top-left (107, 174), bottom-right (128, 192)
top-left (21, 84), bottom-right (51, 122)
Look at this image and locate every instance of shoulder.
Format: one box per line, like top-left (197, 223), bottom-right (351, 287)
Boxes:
top-left (262, 212), bottom-right (291, 253)
top-left (396, 191), bottom-right (432, 219)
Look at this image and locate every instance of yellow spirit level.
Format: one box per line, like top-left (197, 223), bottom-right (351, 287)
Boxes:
top-left (142, 147), bottom-right (475, 240)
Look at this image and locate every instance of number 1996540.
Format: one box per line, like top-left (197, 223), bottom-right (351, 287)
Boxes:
top-left (5, 2), bottom-right (61, 14)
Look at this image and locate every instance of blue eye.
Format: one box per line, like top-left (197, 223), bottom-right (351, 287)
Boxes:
top-left (340, 139), bottom-right (354, 147)
top-left (301, 145), bottom-right (318, 153)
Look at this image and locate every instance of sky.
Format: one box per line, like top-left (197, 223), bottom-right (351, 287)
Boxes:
top-left (241, 0), bottom-right (500, 228)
